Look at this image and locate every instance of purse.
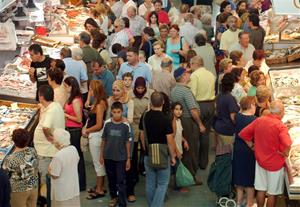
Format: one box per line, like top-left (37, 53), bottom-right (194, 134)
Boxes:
top-left (143, 112), bottom-right (169, 169)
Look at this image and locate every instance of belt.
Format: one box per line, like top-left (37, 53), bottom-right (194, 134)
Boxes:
top-left (197, 99), bottom-right (215, 103)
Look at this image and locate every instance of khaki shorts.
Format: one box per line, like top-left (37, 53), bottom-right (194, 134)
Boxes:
top-left (38, 156), bottom-right (52, 184)
top-left (254, 162), bottom-right (285, 195)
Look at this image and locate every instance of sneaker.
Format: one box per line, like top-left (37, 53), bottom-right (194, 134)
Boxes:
top-left (109, 198), bottom-right (118, 207)
top-left (127, 195), bottom-right (136, 202)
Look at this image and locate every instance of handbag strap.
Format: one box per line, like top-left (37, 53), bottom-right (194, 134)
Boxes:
top-left (142, 111), bottom-right (149, 149)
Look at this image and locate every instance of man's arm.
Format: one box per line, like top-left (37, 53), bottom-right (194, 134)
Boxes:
top-left (42, 127), bottom-right (54, 142)
top-left (190, 108), bottom-right (205, 133)
top-left (29, 67), bottom-right (36, 83)
top-left (166, 134), bottom-right (176, 165)
top-left (239, 121), bottom-right (256, 144)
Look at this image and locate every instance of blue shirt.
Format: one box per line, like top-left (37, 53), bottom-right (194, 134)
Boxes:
top-left (117, 62), bottom-right (152, 84)
top-left (93, 69), bottom-right (115, 97)
top-left (63, 57), bottom-right (88, 84)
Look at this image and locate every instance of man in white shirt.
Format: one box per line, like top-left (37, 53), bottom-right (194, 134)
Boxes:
top-left (179, 13), bottom-right (201, 47)
top-left (121, 0), bottom-right (137, 17)
top-left (112, 0), bottom-right (125, 18)
top-left (127, 6), bottom-right (146, 48)
top-left (229, 31), bottom-right (255, 62)
top-left (220, 16), bottom-right (242, 55)
top-left (109, 19), bottom-right (129, 57)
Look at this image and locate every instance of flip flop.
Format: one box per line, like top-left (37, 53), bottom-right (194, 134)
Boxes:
top-left (86, 192), bottom-right (106, 200)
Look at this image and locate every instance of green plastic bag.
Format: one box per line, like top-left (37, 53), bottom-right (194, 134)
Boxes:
top-left (175, 161), bottom-right (195, 187)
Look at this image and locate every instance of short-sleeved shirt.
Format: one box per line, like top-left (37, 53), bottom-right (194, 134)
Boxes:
top-left (2, 147), bottom-right (39, 193)
top-left (63, 57), bottom-right (88, 85)
top-left (229, 42), bottom-right (256, 63)
top-left (81, 45), bottom-right (104, 80)
top-left (239, 114), bottom-right (292, 171)
top-left (102, 119), bottom-right (131, 161)
top-left (170, 84), bottom-right (199, 118)
top-left (214, 92), bottom-right (240, 136)
top-left (249, 26), bottom-right (266, 50)
top-left (139, 110), bottom-right (173, 148)
top-left (31, 55), bottom-right (52, 100)
top-left (93, 69), bottom-right (115, 97)
top-left (34, 102), bottom-right (65, 157)
top-left (220, 29), bottom-right (242, 51)
top-left (117, 62), bottom-right (152, 84)
top-left (151, 70), bottom-right (176, 97)
top-left (194, 44), bottom-right (216, 76)
top-left (129, 15), bottom-right (146, 36)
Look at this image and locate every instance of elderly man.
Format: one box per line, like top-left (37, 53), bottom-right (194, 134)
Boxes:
top-left (188, 56), bottom-right (216, 169)
top-left (121, 0), bottom-right (137, 17)
top-left (220, 16), bottom-right (242, 55)
top-left (109, 19), bottom-right (130, 57)
top-left (117, 47), bottom-right (152, 84)
top-left (127, 6), bottom-right (146, 48)
top-left (150, 57), bottom-right (176, 97)
top-left (239, 100), bottom-right (292, 207)
top-left (170, 67), bottom-right (205, 182)
top-left (193, 33), bottom-right (216, 77)
top-left (179, 13), bottom-right (201, 47)
top-left (229, 31), bottom-right (256, 62)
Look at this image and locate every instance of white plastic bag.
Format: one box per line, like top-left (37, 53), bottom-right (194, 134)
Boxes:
top-left (0, 19), bottom-right (17, 50)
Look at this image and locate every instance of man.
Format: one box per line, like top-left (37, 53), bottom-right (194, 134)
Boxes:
top-left (111, 0), bottom-right (125, 18)
top-left (229, 31), bottom-right (256, 62)
top-left (220, 16), bottom-right (242, 55)
top-left (92, 59), bottom-right (115, 97)
top-left (150, 57), bottom-right (176, 97)
top-left (79, 32), bottom-right (103, 81)
top-left (156, 24), bottom-right (169, 46)
top-left (139, 92), bottom-right (176, 207)
top-left (170, 67), bottom-right (205, 181)
top-left (153, 0), bottom-right (170, 24)
top-left (117, 47), bottom-right (152, 84)
top-left (248, 13), bottom-right (266, 50)
top-left (239, 100), bottom-right (292, 207)
top-left (33, 85), bottom-right (65, 198)
top-left (188, 56), bottom-right (216, 169)
top-left (109, 19), bottom-right (130, 57)
top-left (60, 47), bottom-right (88, 96)
top-left (127, 6), bottom-right (146, 48)
top-left (28, 43), bottom-right (52, 101)
top-left (121, 0), bottom-right (137, 18)
top-left (194, 33), bottom-right (216, 77)
top-left (179, 13), bottom-right (201, 47)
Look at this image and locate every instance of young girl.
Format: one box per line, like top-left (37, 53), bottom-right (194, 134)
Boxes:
top-left (171, 102), bottom-right (189, 192)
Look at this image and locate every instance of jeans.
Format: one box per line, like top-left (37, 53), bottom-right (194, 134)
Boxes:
top-left (105, 159), bottom-right (127, 207)
top-left (126, 142), bottom-right (139, 196)
top-left (144, 156), bottom-right (170, 207)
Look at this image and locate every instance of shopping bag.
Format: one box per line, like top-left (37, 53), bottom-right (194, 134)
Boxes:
top-left (175, 161), bottom-right (195, 187)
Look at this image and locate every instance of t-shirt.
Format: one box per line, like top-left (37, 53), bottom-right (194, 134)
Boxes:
top-left (102, 119), bottom-right (131, 161)
top-left (31, 55), bottom-right (52, 100)
top-left (214, 92), bottom-right (240, 136)
top-left (139, 110), bottom-right (173, 147)
top-left (50, 146), bottom-right (80, 202)
top-left (220, 29), bottom-right (242, 51)
top-left (249, 26), bottom-right (265, 50)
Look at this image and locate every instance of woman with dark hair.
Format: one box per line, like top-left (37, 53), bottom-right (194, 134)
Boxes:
top-left (231, 67), bottom-right (247, 103)
top-left (147, 11), bottom-right (160, 36)
top-left (166, 24), bottom-right (189, 69)
top-left (160, 91), bottom-right (172, 119)
top-left (213, 73), bottom-right (240, 151)
top-left (63, 76), bottom-right (86, 192)
top-left (236, 0), bottom-right (248, 16)
top-left (2, 129), bottom-right (39, 207)
top-left (121, 17), bottom-right (135, 45)
top-left (84, 18), bottom-right (100, 33)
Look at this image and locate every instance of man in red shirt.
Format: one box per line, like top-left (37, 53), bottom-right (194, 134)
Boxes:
top-left (239, 100), bottom-right (292, 207)
top-left (153, 0), bottom-right (170, 25)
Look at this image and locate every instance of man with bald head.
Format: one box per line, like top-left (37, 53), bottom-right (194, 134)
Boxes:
top-left (239, 100), bottom-right (292, 207)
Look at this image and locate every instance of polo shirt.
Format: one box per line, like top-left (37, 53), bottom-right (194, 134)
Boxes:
top-left (34, 102), bottom-right (65, 157)
top-left (92, 69), bottom-right (115, 97)
top-left (170, 84), bottom-right (199, 118)
top-left (63, 57), bottom-right (88, 84)
top-left (229, 42), bottom-right (255, 62)
top-left (188, 67), bottom-right (216, 102)
top-left (239, 114), bottom-right (292, 171)
top-left (194, 44), bottom-right (216, 76)
top-left (220, 29), bottom-right (242, 51)
top-left (117, 62), bottom-right (152, 84)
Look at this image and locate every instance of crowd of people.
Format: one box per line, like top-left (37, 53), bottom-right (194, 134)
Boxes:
top-left (0, 0), bottom-right (294, 207)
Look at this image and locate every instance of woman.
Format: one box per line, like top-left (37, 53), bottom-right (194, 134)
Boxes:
top-left (63, 76), bottom-right (86, 192)
top-left (2, 129), bottom-right (39, 207)
top-left (94, 4), bottom-right (109, 35)
top-left (245, 50), bottom-right (269, 76)
top-left (213, 73), bottom-right (240, 152)
top-left (231, 67), bottom-right (247, 103)
top-left (83, 80), bottom-right (107, 199)
top-left (255, 85), bottom-right (271, 117)
top-left (216, 1), bottom-right (232, 28)
top-left (230, 50), bottom-right (246, 68)
top-left (138, 0), bottom-right (155, 18)
top-left (148, 41), bottom-right (171, 71)
top-left (147, 11), bottom-right (160, 36)
top-left (84, 18), bottom-right (100, 33)
top-left (236, 0), bottom-right (248, 15)
top-left (106, 80), bottom-right (135, 202)
top-left (248, 70), bottom-right (266, 96)
top-left (232, 96), bottom-right (256, 207)
top-left (166, 24), bottom-right (189, 70)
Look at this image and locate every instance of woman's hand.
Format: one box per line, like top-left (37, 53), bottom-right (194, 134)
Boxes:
top-left (171, 49), bottom-right (179, 54)
top-left (82, 128), bottom-right (89, 138)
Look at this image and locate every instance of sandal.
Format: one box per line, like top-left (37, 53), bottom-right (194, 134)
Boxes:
top-left (87, 187), bottom-right (107, 194)
top-left (86, 192), bottom-right (106, 200)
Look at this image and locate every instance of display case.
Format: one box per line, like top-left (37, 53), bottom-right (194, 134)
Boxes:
top-left (0, 100), bottom-right (39, 165)
top-left (269, 67), bottom-right (300, 199)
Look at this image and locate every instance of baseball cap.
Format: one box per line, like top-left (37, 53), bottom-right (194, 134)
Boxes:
top-left (173, 67), bottom-right (186, 80)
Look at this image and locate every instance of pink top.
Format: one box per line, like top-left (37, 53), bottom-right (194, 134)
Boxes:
top-left (64, 97), bottom-right (83, 128)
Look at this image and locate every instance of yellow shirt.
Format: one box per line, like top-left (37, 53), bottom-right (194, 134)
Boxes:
top-left (188, 67), bottom-right (216, 102)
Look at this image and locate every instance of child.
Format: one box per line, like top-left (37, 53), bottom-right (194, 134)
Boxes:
top-left (171, 102), bottom-right (189, 193)
top-left (100, 102), bottom-right (131, 207)
top-left (122, 72), bottom-right (133, 94)
top-left (48, 129), bottom-right (80, 207)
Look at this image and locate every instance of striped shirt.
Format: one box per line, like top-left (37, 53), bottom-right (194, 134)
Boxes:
top-left (170, 83), bottom-right (200, 118)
